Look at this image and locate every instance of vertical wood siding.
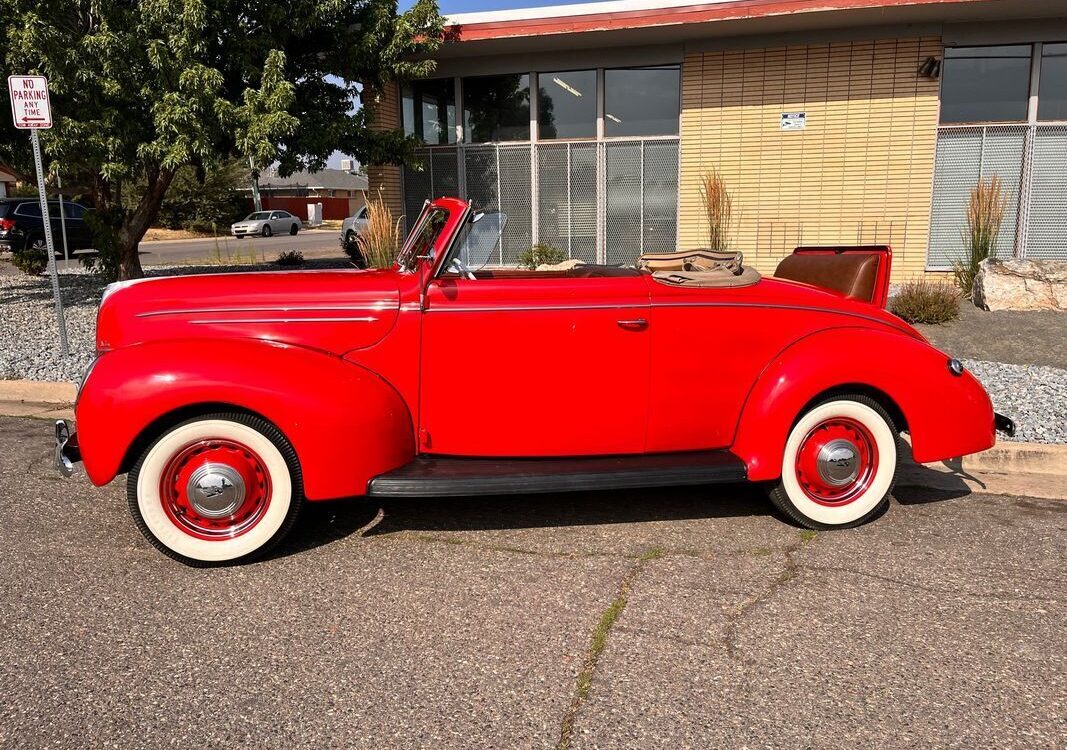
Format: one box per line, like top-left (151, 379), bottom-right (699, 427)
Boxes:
top-left (679, 37), bottom-right (942, 280)
top-left (366, 81), bottom-right (405, 220)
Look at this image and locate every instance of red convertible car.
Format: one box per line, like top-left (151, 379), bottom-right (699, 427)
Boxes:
top-left (56, 197), bottom-right (1012, 565)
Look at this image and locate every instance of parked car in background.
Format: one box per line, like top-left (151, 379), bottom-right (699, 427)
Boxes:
top-left (230, 210), bottom-right (300, 238)
top-left (58, 196), bottom-right (1013, 566)
top-left (340, 205), bottom-right (369, 246)
top-left (0, 198), bottom-right (93, 255)
top-left (339, 205), bottom-right (369, 266)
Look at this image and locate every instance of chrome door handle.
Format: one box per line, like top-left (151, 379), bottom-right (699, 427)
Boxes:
top-left (617, 318), bottom-right (648, 330)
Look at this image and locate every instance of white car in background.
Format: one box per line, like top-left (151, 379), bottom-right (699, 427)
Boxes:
top-left (340, 205), bottom-right (369, 246)
top-left (231, 210), bottom-right (301, 238)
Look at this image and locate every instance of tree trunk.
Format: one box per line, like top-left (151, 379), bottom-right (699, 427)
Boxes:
top-left (116, 167), bottom-right (176, 280)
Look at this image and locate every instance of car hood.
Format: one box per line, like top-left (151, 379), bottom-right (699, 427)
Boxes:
top-left (96, 269), bottom-right (401, 356)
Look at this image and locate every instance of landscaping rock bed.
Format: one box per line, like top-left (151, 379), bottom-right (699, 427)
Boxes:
top-left (2, 262), bottom-right (1065, 443)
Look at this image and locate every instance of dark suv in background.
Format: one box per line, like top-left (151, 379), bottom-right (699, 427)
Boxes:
top-left (0, 198), bottom-right (93, 255)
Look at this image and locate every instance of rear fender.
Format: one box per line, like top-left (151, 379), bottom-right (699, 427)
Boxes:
top-left (732, 327), bottom-right (995, 481)
top-left (76, 339), bottom-right (415, 500)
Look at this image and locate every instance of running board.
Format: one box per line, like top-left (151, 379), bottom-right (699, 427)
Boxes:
top-left (368, 450), bottom-right (747, 498)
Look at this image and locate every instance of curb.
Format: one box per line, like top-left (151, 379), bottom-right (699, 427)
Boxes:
top-left (953, 442), bottom-right (1067, 477)
top-left (0, 380), bottom-right (77, 404)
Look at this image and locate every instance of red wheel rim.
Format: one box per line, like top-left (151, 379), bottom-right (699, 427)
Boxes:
top-left (794, 417), bottom-right (878, 506)
top-left (159, 439), bottom-right (272, 540)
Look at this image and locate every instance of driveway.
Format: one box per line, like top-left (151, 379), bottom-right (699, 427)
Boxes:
top-left (0, 415), bottom-right (1063, 749)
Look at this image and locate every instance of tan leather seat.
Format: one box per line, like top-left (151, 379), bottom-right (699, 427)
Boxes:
top-left (774, 252), bottom-right (880, 303)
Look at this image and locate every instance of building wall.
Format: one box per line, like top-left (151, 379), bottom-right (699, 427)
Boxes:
top-left (365, 82), bottom-right (405, 221)
top-left (679, 37), bottom-right (942, 281)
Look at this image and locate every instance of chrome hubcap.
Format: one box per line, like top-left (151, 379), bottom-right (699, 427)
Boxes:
top-left (816, 439), bottom-right (860, 486)
top-left (186, 463), bottom-right (246, 518)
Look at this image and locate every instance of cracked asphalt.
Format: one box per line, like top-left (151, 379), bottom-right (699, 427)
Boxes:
top-left (0, 415), bottom-right (1064, 749)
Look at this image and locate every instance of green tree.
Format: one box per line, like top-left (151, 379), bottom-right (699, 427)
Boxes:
top-left (0, 0), bottom-right (443, 280)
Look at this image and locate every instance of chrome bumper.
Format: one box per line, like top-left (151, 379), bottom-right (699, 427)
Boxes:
top-left (54, 420), bottom-right (81, 477)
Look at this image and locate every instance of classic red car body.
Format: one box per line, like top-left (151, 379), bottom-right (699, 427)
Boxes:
top-left (73, 197), bottom-right (997, 509)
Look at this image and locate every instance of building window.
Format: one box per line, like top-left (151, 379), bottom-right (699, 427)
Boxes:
top-left (1038, 42), bottom-right (1067, 121)
top-left (940, 46), bottom-right (1032, 123)
top-left (462, 73), bottom-right (530, 143)
top-left (538, 70), bottom-right (596, 139)
top-left (402, 78), bottom-right (457, 145)
top-left (604, 66), bottom-right (680, 137)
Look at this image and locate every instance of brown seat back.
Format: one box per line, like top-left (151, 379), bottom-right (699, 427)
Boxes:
top-left (773, 252), bottom-right (880, 302)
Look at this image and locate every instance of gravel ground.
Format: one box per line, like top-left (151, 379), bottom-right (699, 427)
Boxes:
top-left (1, 415), bottom-right (1064, 749)
top-left (1, 264), bottom-right (1064, 442)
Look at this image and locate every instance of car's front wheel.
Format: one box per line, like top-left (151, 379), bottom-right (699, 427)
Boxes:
top-left (768, 395), bottom-right (899, 530)
top-left (261, 224), bottom-right (272, 237)
top-left (127, 413), bottom-right (303, 566)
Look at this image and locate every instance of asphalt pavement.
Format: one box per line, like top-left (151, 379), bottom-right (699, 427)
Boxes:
top-left (0, 415), bottom-right (1063, 749)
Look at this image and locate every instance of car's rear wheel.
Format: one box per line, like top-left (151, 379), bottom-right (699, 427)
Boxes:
top-left (127, 413), bottom-right (303, 566)
top-left (768, 395), bottom-right (899, 530)
top-left (289, 223), bottom-right (299, 236)
top-left (261, 224), bottom-right (272, 237)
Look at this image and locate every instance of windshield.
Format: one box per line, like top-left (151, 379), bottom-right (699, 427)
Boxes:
top-left (244, 212), bottom-right (271, 221)
top-left (443, 211), bottom-right (507, 274)
top-left (396, 205), bottom-right (450, 271)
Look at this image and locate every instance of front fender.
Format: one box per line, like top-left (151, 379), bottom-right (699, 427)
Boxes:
top-left (732, 327), bottom-right (995, 481)
top-left (76, 339), bottom-right (415, 500)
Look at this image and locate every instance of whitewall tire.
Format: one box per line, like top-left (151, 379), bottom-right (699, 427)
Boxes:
top-left (127, 413), bottom-right (303, 566)
top-left (768, 395), bottom-right (899, 530)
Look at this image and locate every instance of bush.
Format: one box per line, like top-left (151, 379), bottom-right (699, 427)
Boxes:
top-left (275, 249), bottom-right (305, 266)
top-left (699, 169), bottom-right (734, 252)
top-left (954, 176), bottom-right (1006, 297)
top-left (518, 243), bottom-right (565, 270)
top-left (890, 279), bottom-right (961, 325)
top-left (11, 244), bottom-right (46, 275)
top-left (355, 193), bottom-right (402, 269)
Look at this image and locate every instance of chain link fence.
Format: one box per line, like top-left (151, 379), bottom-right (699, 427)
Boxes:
top-left (928, 124), bottom-right (1067, 269)
top-left (403, 139), bottom-right (679, 266)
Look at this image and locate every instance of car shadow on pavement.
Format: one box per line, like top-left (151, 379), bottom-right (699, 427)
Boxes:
top-left (272, 483), bottom-right (778, 560)
top-left (270, 446), bottom-right (978, 560)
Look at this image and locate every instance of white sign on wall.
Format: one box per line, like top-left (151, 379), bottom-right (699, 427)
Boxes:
top-left (8, 75), bottom-right (52, 129)
top-left (780, 111), bottom-right (806, 131)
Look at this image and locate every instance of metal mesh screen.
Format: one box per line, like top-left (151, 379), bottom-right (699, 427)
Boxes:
top-left (604, 141), bottom-right (679, 265)
top-left (927, 126), bottom-right (1025, 270)
top-left (536, 143), bottom-right (598, 262)
top-left (403, 147), bottom-right (459, 232)
top-left (642, 141), bottom-right (680, 257)
top-left (1024, 126), bottom-right (1067, 260)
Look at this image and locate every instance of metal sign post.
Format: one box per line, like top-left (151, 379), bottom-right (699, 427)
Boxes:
top-left (9, 74), bottom-right (68, 355)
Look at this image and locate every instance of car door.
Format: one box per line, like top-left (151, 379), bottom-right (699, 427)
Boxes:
top-left (420, 271), bottom-right (652, 457)
top-left (270, 211), bottom-right (286, 233)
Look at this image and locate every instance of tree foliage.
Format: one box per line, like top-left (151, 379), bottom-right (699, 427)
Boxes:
top-left (0, 0), bottom-right (444, 279)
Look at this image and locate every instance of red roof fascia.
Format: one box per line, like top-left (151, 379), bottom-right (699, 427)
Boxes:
top-left (447, 0), bottom-right (978, 41)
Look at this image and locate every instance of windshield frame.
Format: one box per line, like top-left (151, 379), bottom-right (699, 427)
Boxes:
top-left (396, 202), bottom-right (452, 273)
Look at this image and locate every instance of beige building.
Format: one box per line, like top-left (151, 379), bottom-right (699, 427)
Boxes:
top-left (367, 0), bottom-right (1067, 280)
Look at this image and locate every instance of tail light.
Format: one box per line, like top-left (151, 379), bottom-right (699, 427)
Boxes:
top-left (0, 218), bottom-right (14, 231)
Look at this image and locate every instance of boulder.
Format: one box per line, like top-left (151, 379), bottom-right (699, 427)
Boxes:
top-left (972, 258), bottom-right (1067, 311)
